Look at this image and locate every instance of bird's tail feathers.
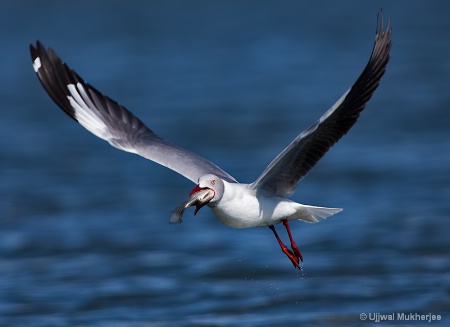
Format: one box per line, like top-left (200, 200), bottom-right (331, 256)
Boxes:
top-left (295, 205), bottom-right (342, 223)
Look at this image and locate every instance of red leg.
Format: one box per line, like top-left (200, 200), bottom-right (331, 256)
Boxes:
top-left (282, 219), bottom-right (303, 262)
top-left (268, 225), bottom-right (301, 269)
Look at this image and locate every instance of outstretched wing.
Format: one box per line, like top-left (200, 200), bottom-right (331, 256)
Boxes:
top-left (251, 13), bottom-right (392, 197)
top-left (30, 41), bottom-right (236, 184)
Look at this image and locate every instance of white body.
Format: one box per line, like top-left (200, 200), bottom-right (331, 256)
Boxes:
top-left (209, 180), bottom-right (342, 228)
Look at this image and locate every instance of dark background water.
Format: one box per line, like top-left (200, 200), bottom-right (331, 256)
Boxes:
top-left (1, 1), bottom-right (449, 326)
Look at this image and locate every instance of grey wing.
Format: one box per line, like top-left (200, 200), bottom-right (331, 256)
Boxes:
top-left (250, 13), bottom-right (392, 197)
top-left (30, 41), bottom-right (236, 184)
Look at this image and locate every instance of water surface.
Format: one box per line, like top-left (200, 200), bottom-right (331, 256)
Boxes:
top-left (1, 1), bottom-right (449, 326)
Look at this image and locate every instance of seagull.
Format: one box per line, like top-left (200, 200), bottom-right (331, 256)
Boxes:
top-left (30, 13), bottom-right (391, 269)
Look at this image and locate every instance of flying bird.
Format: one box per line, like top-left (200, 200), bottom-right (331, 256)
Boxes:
top-left (30, 13), bottom-right (391, 269)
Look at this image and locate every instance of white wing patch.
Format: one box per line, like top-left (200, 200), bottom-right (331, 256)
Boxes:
top-left (33, 57), bottom-right (42, 72)
top-left (66, 83), bottom-right (139, 155)
top-left (67, 83), bottom-right (109, 139)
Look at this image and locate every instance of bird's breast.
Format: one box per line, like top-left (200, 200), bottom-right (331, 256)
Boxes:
top-left (209, 183), bottom-right (297, 228)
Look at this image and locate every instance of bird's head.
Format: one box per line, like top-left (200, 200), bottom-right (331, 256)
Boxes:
top-left (189, 174), bottom-right (224, 215)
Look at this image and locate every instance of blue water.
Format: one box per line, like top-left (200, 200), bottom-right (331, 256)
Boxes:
top-left (1, 1), bottom-right (449, 326)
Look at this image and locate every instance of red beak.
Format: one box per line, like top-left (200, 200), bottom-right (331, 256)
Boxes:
top-left (193, 205), bottom-right (202, 216)
top-left (189, 184), bottom-right (212, 215)
top-left (189, 184), bottom-right (202, 196)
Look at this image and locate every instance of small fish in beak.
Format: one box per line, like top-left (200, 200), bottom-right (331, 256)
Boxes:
top-left (170, 188), bottom-right (215, 224)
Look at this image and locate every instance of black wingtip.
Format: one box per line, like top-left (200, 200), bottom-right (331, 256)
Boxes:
top-left (30, 41), bottom-right (41, 68)
top-left (376, 9), bottom-right (382, 34)
top-left (376, 10), bottom-right (392, 41)
top-left (30, 40), bottom-right (79, 123)
top-left (30, 40), bottom-right (46, 62)
top-left (29, 42), bottom-right (37, 58)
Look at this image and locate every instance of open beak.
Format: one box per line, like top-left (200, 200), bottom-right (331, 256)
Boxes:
top-left (171, 186), bottom-right (214, 224)
top-left (193, 202), bottom-right (207, 215)
top-left (189, 184), bottom-right (203, 196)
top-left (189, 184), bottom-right (214, 215)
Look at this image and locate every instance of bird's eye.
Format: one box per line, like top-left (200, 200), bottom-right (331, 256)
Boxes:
top-left (210, 180), bottom-right (216, 186)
